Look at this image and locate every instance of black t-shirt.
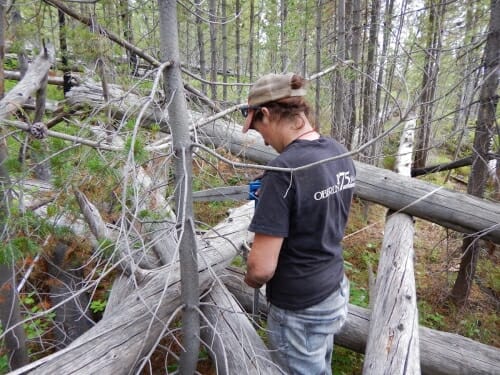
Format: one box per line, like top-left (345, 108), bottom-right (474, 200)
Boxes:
top-left (249, 136), bottom-right (356, 310)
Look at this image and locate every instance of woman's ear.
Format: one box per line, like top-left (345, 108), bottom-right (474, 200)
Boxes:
top-left (260, 107), bottom-right (271, 124)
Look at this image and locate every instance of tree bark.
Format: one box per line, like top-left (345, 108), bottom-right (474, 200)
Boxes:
top-left (363, 115), bottom-right (420, 374)
top-left (280, 0), bottom-right (288, 72)
top-left (334, 0), bottom-right (346, 142)
top-left (158, 1), bottom-right (199, 373)
top-left (58, 10), bottom-right (72, 95)
top-left (451, 0), bottom-right (500, 305)
top-left (221, 0), bottom-right (228, 101)
top-left (195, 0), bottom-right (207, 95)
top-left (314, 0), bottom-right (322, 125)
top-left (248, 0), bottom-right (255, 81)
top-left (200, 282), bottom-right (281, 374)
top-left (359, 0), bottom-right (380, 164)
top-left (209, 0), bottom-right (217, 101)
top-left (413, 0), bottom-right (446, 169)
top-left (0, 46), bottom-right (55, 119)
top-left (46, 243), bottom-right (94, 349)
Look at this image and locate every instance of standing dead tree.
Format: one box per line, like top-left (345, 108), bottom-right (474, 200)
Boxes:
top-left (450, 0), bottom-right (500, 305)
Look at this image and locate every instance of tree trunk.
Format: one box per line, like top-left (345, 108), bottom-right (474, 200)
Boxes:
top-left (371, 0), bottom-right (395, 165)
top-left (451, 0), bottom-right (500, 305)
top-left (46, 242), bottom-right (94, 349)
top-left (452, 0), bottom-right (481, 133)
top-left (315, 0), bottom-right (322, 126)
top-left (235, 0), bottom-right (242, 99)
top-left (362, 212), bottom-right (420, 373)
top-left (248, 0), bottom-right (255, 81)
top-left (158, 1), bottom-right (199, 373)
top-left (119, 0), bottom-right (138, 75)
top-left (209, 0), bottom-right (217, 101)
top-left (0, 46), bottom-right (55, 119)
top-left (363, 115), bottom-right (420, 374)
top-left (413, 0), bottom-right (446, 169)
top-left (300, 1), bottom-right (309, 76)
top-left (280, 0), bottom-right (288, 72)
top-left (360, 0), bottom-right (380, 164)
top-left (195, 0), bottom-right (207, 95)
top-left (200, 282), bottom-right (281, 374)
top-left (31, 70), bottom-right (51, 181)
top-left (333, 0), bottom-right (346, 142)
top-left (346, 0), bottom-right (361, 150)
top-left (58, 10), bottom-right (72, 95)
top-left (222, 0), bottom-right (228, 100)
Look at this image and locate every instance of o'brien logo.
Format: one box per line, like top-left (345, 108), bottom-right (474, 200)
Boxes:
top-left (314, 171), bottom-right (355, 201)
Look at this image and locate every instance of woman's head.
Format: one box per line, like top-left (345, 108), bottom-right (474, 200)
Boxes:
top-left (241, 73), bottom-right (314, 133)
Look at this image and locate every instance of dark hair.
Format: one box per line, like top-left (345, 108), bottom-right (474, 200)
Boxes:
top-left (253, 74), bottom-right (316, 129)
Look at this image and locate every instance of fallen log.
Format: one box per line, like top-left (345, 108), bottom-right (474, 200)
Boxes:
top-left (363, 116), bottom-right (420, 374)
top-left (10, 203), bottom-right (254, 374)
top-left (222, 267), bottom-right (500, 375)
top-left (200, 282), bottom-right (281, 374)
top-left (62, 79), bottom-right (500, 244)
top-left (198, 122), bottom-right (500, 244)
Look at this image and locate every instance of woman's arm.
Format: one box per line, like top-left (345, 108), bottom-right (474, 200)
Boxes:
top-left (244, 233), bottom-right (283, 288)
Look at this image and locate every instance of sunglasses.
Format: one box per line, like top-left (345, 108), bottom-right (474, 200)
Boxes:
top-left (240, 105), bottom-right (262, 118)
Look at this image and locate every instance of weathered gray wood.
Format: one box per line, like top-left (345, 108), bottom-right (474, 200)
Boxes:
top-left (10, 203), bottom-right (253, 375)
top-left (63, 80), bottom-right (500, 244)
top-left (200, 282), bottom-right (281, 375)
top-left (0, 45), bottom-right (55, 119)
top-left (363, 213), bottom-right (420, 374)
top-left (363, 116), bottom-right (420, 374)
top-left (354, 162), bottom-right (500, 244)
top-left (223, 267), bottom-right (500, 375)
top-left (197, 121), bottom-right (500, 244)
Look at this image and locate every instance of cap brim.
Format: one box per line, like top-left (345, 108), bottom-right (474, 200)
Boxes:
top-left (242, 110), bottom-right (255, 133)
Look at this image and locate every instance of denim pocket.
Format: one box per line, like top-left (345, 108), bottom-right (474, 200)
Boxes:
top-left (305, 323), bottom-right (333, 353)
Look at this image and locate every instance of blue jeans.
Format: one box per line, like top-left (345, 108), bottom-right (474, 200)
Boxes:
top-left (267, 276), bottom-right (349, 375)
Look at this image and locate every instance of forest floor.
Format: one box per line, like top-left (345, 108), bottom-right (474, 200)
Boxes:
top-left (11, 180), bottom-right (499, 375)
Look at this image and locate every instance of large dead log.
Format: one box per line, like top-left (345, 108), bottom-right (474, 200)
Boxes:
top-left (363, 117), bottom-right (420, 374)
top-left (200, 282), bottom-right (281, 374)
top-left (223, 267), bottom-right (500, 375)
top-left (62, 79), bottom-right (500, 245)
top-left (10, 203), bottom-right (254, 375)
top-left (198, 121), bottom-right (500, 244)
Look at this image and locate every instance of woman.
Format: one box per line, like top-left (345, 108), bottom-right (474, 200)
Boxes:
top-left (241, 73), bottom-right (356, 375)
